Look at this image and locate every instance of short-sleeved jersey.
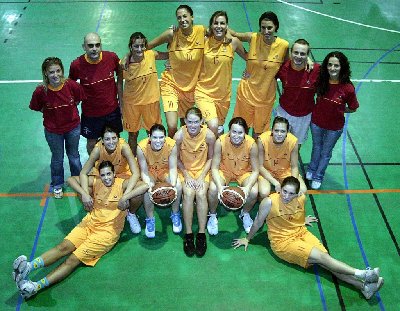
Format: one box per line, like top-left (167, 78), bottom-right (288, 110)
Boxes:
top-left (277, 61), bottom-right (320, 116)
top-left (89, 177), bottom-right (127, 228)
top-left (138, 137), bottom-right (175, 176)
top-left (69, 51), bottom-right (120, 117)
top-left (195, 37), bottom-right (234, 101)
top-left (219, 133), bottom-right (255, 177)
top-left (312, 83), bottom-right (359, 131)
top-left (161, 25), bottom-right (205, 92)
top-left (122, 50), bottom-right (160, 106)
top-left (179, 125), bottom-right (208, 172)
top-left (29, 79), bottom-right (85, 134)
top-left (237, 34), bottom-right (288, 107)
top-left (259, 131), bottom-right (297, 180)
top-left (95, 138), bottom-right (131, 176)
top-left (266, 193), bottom-right (307, 244)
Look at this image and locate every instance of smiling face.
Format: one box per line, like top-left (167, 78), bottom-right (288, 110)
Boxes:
top-left (99, 166), bottom-right (115, 187)
top-left (272, 122), bottom-right (288, 144)
top-left (229, 123), bottom-right (246, 146)
top-left (291, 43), bottom-right (309, 69)
top-left (130, 37), bottom-right (146, 59)
top-left (83, 33), bottom-right (102, 61)
top-left (260, 19), bottom-right (276, 43)
top-left (212, 15), bottom-right (228, 40)
top-left (327, 56), bottom-right (341, 81)
top-left (149, 129), bottom-right (166, 151)
top-left (102, 131), bottom-right (118, 152)
top-left (185, 113), bottom-right (202, 136)
top-left (46, 64), bottom-right (63, 88)
top-left (176, 8), bottom-right (193, 31)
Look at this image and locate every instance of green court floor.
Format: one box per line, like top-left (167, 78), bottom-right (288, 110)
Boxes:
top-left (0, 1), bottom-right (399, 310)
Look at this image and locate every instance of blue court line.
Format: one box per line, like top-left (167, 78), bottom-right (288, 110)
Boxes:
top-left (341, 42), bottom-right (400, 311)
top-left (95, 0), bottom-right (108, 33)
top-left (239, 2), bottom-right (329, 308)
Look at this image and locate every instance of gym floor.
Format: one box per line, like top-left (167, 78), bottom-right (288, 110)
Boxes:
top-left (1, 1), bottom-right (399, 310)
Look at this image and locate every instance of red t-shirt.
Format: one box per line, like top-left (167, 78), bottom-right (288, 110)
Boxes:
top-left (29, 79), bottom-right (86, 134)
top-left (69, 51), bottom-right (119, 117)
top-left (312, 83), bottom-right (359, 130)
top-left (277, 60), bottom-right (320, 117)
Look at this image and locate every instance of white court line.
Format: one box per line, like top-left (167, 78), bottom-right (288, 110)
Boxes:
top-left (1, 79), bottom-right (400, 84)
top-left (277, 0), bottom-right (400, 34)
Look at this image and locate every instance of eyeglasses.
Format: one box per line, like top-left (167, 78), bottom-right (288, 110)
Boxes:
top-left (87, 43), bottom-right (101, 48)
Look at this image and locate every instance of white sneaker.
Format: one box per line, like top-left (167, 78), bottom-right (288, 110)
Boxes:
top-left (170, 211), bottom-right (182, 234)
top-left (311, 180), bottom-right (321, 190)
top-left (53, 187), bottom-right (63, 199)
top-left (145, 217), bottom-right (155, 238)
top-left (305, 172), bottom-right (313, 180)
top-left (364, 267), bottom-right (380, 283)
top-left (207, 214), bottom-right (218, 235)
top-left (361, 277), bottom-right (384, 300)
top-left (17, 279), bottom-right (38, 299)
top-left (240, 211), bottom-right (253, 233)
top-left (12, 255), bottom-right (31, 283)
top-left (126, 212), bottom-right (141, 234)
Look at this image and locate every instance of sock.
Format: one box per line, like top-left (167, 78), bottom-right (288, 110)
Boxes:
top-left (30, 257), bottom-right (45, 271)
top-left (354, 269), bottom-right (365, 280)
top-left (35, 277), bottom-right (50, 291)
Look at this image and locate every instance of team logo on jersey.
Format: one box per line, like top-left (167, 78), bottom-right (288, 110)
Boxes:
top-left (83, 127), bottom-right (91, 135)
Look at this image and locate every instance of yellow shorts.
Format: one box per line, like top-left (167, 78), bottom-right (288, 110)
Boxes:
top-left (233, 96), bottom-right (274, 133)
top-left (271, 230), bottom-right (327, 268)
top-left (148, 169), bottom-right (170, 183)
top-left (161, 78), bottom-right (195, 118)
top-left (258, 173), bottom-right (290, 185)
top-left (178, 169), bottom-right (210, 184)
top-left (123, 101), bottom-right (161, 132)
top-left (65, 214), bottom-right (125, 266)
top-left (195, 92), bottom-right (230, 124)
top-left (219, 170), bottom-right (251, 185)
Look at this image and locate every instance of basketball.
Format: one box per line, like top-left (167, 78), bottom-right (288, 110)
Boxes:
top-left (219, 187), bottom-right (246, 211)
top-left (149, 182), bottom-right (177, 207)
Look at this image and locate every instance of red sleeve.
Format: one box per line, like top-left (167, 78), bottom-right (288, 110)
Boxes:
top-left (29, 86), bottom-right (45, 112)
top-left (68, 79), bottom-right (86, 103)
top-left (346, 84), bottom-right (359, 111)
top-left (68, 59), bottom-right (79, 81)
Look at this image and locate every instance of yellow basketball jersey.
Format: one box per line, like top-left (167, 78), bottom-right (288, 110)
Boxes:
top-left (138, 137), bottom-right (175, 176)
top-left (179, 125), bottom-right (208, 172)
top-left (96, 138), bottom-right (131, 176)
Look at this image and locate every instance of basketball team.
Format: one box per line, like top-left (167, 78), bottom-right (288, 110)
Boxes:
top-left (13, 5), bottom-right (383, 302)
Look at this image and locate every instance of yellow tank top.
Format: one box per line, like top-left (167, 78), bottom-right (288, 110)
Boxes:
top-left (259, 131), bottom-right (297, 179)
top-left (162, 25), bottom-right (205, 91)
top-left (267, 193), bottom-right (306, 244)
top-left (219, 133), bottom-right (255, 176)
top-left (237, 34), bottom-right (288, 107)
top-left (95, 138), bottom-right (131, 176)
top-left (122, 50), bottom-right (160, 105)
top-left (195, 36), bottom-right (234, 100)
top-left (179, 125), bottom-right (208, 172)
top-left (138, 137), bottom-right (175, 175)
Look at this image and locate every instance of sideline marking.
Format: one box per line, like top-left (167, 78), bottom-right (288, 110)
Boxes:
top-left (277, 0), bottom-right (400, 34)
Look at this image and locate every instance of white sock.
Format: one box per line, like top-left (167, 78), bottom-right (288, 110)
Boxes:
top-left (354, 269), bottom-right (365, 280)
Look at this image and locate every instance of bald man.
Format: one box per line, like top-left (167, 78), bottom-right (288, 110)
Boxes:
top-left (69, 33), bottom-right (123, 154)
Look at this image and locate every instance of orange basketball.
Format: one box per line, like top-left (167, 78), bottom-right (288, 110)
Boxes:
top-left (149, 182), bottom-right (177, 208)
top-left (220, 187), bottom-right (246, 211)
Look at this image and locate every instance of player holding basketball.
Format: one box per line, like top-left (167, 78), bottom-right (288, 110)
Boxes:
top-left (12, 161), bottom-right (148, 299)
top-left (258, 116), bottom-right (306, 199)
top-left (146, 4), bottom-right (206, 138)
top-left (137, 124), bottom-right (183, 238)
top-left (76, 125), bottom-right (142, 234)
top-left (233, 176), bottom-right (383, 300)
top-left (207, 117), bottom-right (259, 235)
top-left (117, 32), bottom-right (168, 156)
top-left (174, 108), bottom-right (216, 256)
top-left (69, 32), bottom-right (123, 154)
top-left (195, 10), bottom-right (247, 137)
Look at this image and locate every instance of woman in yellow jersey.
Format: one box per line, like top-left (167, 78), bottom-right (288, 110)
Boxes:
top-left (231, 11), bottom-right (289, 137)
top-left (258, 116), bottom-right (306, 199)
top-left (147, 4), bottom-right (206, 138)
top-left (137, 124), bottom-right (183, 238)
top-left (233, 176), bottom-right (384, 300)
top-left (117, 32), bottom-right (168, 156)
top-left (76, 125), bottom-right (142, 235)
top-left (195, 11), bottom-right (247, 137)
top-left (174, 108), bottom-right (216, 257)
top-left (208, 117), bottom-right (259, 235)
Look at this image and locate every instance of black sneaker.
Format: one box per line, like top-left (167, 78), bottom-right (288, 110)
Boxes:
top-left (195, 233), bottom-right (207, 257)
top-left (183, 233), bottom-right (195, 257)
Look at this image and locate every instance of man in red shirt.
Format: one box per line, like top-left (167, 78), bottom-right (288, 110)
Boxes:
top-left (275, 39), bottom-right (320, 146)
top-left (69, 32), bottom-right (123, 154)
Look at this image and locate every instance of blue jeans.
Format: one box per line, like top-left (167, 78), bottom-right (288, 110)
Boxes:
top-left (44, 125), bottom-right (82, 188)
top-left (307, 122), bottom-right (343, 182)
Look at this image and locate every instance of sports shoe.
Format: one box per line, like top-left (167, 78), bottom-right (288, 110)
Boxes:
top-left (17, 279), bottom-right (38, 299)
top-left (311, 180), bottom-right (321, 190)
top-left (239, 211), bottom-right (253, 233)
top-left (305, 171), bottom-right (313, 180)
top-left (183, 233), bottom-right (195, 257)
top-left (53, 187), bottom-right (63, 199)
top-left (12, 255), bottom-right (31, 283)
top-left (361, 277), bottom-right (384, 300)
top-left (207, 213), bottom-right (218, 236)
top-left (145, 217), bottom-right (155, 238)
top-left (364, 267), bottom-right (380, 283)
top-left (195, 233), bottom-right (207, 257)
top-left (170, 211), bottom-right (182, 234)
top-left (126, 212), bottom-right (141, 234)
